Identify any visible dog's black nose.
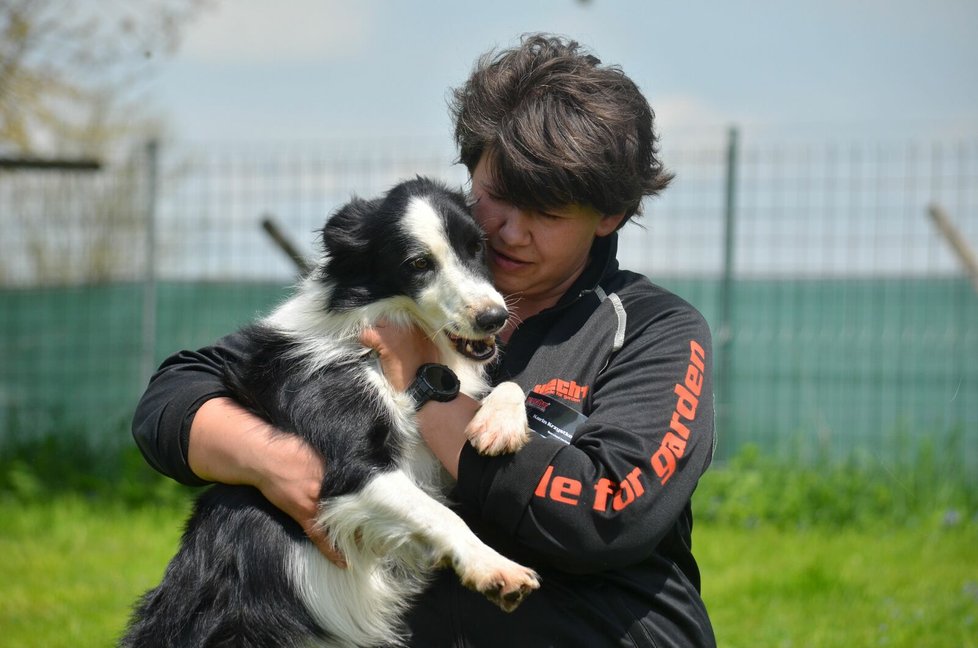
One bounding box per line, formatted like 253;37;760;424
475;306;508;334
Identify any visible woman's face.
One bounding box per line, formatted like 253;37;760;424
470;154;624;313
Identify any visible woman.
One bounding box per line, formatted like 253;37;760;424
133;34;717;647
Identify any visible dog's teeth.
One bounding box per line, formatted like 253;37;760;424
449;334;495;361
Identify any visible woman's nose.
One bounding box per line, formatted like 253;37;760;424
496;207;531;246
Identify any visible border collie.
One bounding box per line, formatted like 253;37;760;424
122;178;540;648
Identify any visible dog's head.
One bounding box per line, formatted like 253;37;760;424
318;177;507;362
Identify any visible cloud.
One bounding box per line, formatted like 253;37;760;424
652;94;731;135
179;0;374;64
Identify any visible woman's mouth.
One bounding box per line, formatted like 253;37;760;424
490;247;530;272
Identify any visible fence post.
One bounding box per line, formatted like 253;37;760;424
141;140;160;382
716;126;739;457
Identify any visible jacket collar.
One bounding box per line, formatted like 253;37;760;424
550;232;619;311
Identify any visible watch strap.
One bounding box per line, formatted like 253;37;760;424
407;363;459;411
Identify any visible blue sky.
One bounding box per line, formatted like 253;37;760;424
151;0;978;147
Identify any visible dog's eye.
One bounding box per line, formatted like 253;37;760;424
410;256;431;271
467;239;484;256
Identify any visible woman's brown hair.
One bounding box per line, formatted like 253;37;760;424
450;33;673;223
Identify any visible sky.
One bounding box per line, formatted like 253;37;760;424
150;0;978;148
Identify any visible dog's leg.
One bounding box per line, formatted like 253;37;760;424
465;381;531;455
320;469;540;612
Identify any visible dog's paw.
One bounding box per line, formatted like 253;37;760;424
456;552;541;612
465;382;531;455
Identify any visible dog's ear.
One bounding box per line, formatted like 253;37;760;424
320;196;378;260
319;196;384;309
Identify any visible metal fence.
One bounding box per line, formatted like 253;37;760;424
1;132;976;479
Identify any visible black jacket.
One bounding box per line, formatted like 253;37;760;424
132;234;717;647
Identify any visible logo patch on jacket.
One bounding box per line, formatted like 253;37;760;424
532;378;589;404
525;392;588;445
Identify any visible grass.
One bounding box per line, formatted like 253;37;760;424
699;523;977;647
2;497;974;648
0;439;976;647
0;496;191;647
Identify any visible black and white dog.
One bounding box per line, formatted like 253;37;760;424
122;178;540;648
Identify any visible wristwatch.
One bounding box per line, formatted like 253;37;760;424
406;363;460;411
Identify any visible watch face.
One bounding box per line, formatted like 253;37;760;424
425;364;459;393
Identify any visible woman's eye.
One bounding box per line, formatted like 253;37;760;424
484;190;508;205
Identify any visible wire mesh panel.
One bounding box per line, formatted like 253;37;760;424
713;139;977;470
1;155;151;445
1;135;975;479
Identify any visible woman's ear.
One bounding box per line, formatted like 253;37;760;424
595;212;627;237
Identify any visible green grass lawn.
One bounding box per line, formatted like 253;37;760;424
699;522;978;647
0;496;191;647
1;495;975;647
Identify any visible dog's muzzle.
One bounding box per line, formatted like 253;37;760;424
448;304;507;362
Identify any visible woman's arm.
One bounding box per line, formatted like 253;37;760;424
363;303;716;573
359;325;475;479
188;397;340;563
457;305;716;573
132;335;342;563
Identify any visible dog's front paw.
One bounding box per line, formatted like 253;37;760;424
465;382;530;455
456;551;540;612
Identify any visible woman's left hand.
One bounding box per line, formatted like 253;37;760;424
360;322;440;391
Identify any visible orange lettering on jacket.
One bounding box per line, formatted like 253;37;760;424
533;339;708;512
534;465;582;505
592;467;645;512
532;378;589;403
650;340;706;485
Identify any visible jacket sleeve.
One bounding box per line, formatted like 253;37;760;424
130;333;250;486
454;298;715;573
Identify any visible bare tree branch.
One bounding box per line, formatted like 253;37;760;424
0;0;212;155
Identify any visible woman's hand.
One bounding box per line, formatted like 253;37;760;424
360;322;440;391
188;397;346;567
249;432;345;567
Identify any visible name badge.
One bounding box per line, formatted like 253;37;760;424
525;391;588;445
